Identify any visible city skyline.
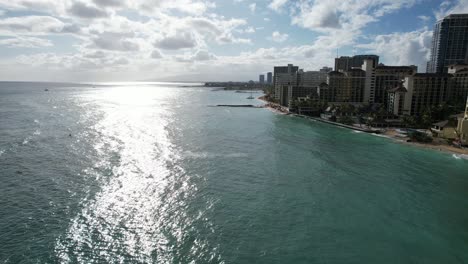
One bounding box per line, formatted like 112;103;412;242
0;0;467;82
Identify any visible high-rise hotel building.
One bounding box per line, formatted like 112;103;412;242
427;14;468;73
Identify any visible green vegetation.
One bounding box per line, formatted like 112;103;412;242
338;116;354;125
409;131;433;143
398;103;462;129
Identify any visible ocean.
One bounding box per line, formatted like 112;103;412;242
0;82;467;263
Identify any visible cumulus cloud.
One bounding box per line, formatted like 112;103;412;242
69;1;108;18
0;16;66;35
192;50;216;61
291;0;417;33
356;29;432;71
269;0;288;12
151;49;163;59
435;0;468;19
249;3;256;13
90;32;140;51
154;31;197;50
418;15;430;23
0;36;53;48
270;31;288;42
93;0;122;7
244;26;255;33
0;0;69;16
286;0;419;60
136;0;215;15
0;0;438;82
292;2;341;29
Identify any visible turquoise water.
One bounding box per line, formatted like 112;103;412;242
0;82;467;263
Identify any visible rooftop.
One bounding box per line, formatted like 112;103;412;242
413;73;453;77
387;83;407;93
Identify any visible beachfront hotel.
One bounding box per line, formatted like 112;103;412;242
335;55;379;72
318;69;366;104
427;14;468;73
273;64;299;106
269;13;468;123
386;65;468;117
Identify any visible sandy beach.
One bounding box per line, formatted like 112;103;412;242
259;96;468;157
382;129;468;155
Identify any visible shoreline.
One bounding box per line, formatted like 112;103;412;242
258;95;468;157
381;130;468;156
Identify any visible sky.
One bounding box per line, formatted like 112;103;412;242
0;0;467;82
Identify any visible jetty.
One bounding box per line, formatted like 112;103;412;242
213;104;263;108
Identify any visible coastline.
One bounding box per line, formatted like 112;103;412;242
258;95;468;157
381;130;468;156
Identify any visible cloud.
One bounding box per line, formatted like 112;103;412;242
0;36;53;48
151;49;163;59
269;0;288;12
0;0;215;17
154;31;197;50
69;1;108;18
244;26;255;33
288;0;419;60
0;10;4;16
417;15;430;23
249;3;256;13
0;0;68;16
192;50;216;61
90;32;140;51
93;0;122;7
136;0;215;15
292;2;341;29
356;29;432;71
290;0;417;33
435;0;468;19
0;0;435;82
189;18;222;35
270;31;288;42
0;16;66;35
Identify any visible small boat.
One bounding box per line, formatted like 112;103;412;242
44;89;49;91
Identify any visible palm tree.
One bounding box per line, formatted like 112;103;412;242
402;115;416;133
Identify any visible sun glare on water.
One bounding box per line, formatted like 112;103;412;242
54;85;219;263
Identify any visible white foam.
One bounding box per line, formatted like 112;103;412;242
184;151;248;159
371;133;391;139
452;154;468;161
22;137;31;145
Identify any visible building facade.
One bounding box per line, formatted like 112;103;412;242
335;55;379;72
319;66;333;73
449;64;468;104
457;96;468;145
319;69;366;104
267;72;273;84
401;73;452;116
259;74;265;84
273;64;299;103
427;14;468;73
373;65;417;105
387;84;408;116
